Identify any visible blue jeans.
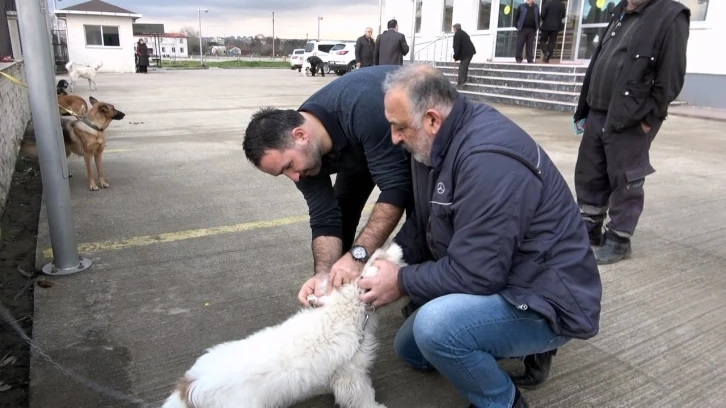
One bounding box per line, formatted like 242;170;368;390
393;294;570;408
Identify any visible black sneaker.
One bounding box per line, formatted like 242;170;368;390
468;386;529;408
510;349;557;389
594;230;632;265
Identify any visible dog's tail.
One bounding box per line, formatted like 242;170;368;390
161;375;199;408
65;60;73;72
19;120;38;158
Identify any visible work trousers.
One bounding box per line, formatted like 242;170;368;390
516;28;536;63
574;110;661;237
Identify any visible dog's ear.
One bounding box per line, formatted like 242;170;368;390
89;96;98;105
383;242;404;265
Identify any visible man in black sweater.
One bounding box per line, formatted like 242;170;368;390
452;23;476;87
513;0;540;63
243;65;412;304
354;27;375;68
306;55;325;77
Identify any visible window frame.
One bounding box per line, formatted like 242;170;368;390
441;0;454;34
84;25;121;48
475;0;494;32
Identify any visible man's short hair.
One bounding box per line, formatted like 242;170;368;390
383;64;457;126
387;19;397;29
243;107;304;166
453;23;461;30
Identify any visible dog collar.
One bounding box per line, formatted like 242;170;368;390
79;117;105;132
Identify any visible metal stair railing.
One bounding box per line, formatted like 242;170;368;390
413;34;452;65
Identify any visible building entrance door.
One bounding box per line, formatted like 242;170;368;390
493;0;538;60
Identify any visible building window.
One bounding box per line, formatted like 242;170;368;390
442;0;454;33
162;47;166;52
415;0;422;34
84;25;120;47
678;0;708;21
172;47;176;52
180;47;184;53
477;0;493;30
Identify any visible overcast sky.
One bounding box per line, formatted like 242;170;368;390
53;0;384;40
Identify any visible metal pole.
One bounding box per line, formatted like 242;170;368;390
198;10;203;66
317;17;321;41
410;0;417;61
16;0;91;276
272;12;275;59
378;0;383;35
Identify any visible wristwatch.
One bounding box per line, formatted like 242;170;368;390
350;245;369;263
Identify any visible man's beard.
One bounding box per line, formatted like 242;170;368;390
300;142;324;178
401;128;433;167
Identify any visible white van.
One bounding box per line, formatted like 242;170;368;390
302;40;345;74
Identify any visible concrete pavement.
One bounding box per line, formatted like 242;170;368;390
30;68;726;408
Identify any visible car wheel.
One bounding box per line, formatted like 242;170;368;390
323;62;331;74
347;62;357;73
335;70;346;76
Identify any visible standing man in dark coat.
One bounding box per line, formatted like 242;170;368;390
539;0;567;63
573;0;690;264
355;27;375;68
452;23;476;87
513;0;540;63
306;55;325;77
374;19;410;66
136;39;149;74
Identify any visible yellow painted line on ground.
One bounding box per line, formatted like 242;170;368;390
42;203;375;259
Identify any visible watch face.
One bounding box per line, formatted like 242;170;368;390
352;246;367;260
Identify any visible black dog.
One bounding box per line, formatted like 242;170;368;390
56;79;69;95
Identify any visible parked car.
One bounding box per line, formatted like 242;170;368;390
302;40;343;74
327;42;357;76
289;48;304;70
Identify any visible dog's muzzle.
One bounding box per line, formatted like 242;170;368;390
113;111;126;120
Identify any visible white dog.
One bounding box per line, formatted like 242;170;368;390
162;243;409;408
65;60;103;92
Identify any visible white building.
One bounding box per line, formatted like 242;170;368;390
132;33;188;58
55;0;141;73
384;0;725;108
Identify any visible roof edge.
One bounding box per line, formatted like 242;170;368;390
55;10;143;18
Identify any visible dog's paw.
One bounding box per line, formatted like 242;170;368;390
99;180;110;188
89;184;99;191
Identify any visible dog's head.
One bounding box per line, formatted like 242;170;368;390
90;61;103;70
359;242;406;281
56;79;68;95
304;67;312;77
88;96;125;121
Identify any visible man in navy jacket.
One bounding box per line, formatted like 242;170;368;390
358;64;602;408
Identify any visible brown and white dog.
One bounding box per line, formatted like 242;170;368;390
20;96;125;191
57;94;88;117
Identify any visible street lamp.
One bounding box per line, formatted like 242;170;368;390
197;8;208;66
317;16;323;41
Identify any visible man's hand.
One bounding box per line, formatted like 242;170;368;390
328;252;364;293
641;121;652;134
356;62;361;68
297;273;329;306
358;260;403;308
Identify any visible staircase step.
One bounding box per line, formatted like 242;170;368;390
435;61;588;74
437;66;584;83
459;89;577;113
442;73;582;93
449;80;578;105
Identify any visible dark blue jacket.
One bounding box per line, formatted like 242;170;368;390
394;96;602;340
514;3;540;31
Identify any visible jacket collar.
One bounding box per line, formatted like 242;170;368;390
298;103;347;152
612;0;653;16
429;95;467;169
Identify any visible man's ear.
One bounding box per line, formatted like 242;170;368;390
291;127;309;144
424;109;443;134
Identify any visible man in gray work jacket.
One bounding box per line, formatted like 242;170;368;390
573;0;690;264
243;65;413;304
358;63;602;408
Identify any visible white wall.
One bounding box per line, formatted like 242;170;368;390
387;0;725;75
684;1;725;76
383;0;494;63
64;14;136;73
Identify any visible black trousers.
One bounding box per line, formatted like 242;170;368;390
516;27;536;63
574;111;660;237
334;170;375;252
539;30;559;61
310;63;325;77
457;56;472;85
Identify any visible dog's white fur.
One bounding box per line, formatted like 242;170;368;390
66;60;103;92
162;243;409;408
300;66;312;77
